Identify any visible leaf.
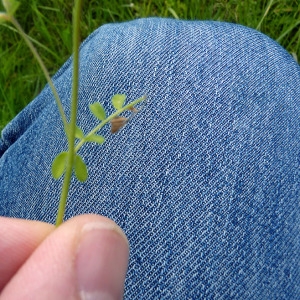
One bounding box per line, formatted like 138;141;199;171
86;134;105;144
2;0;20;16
51;152;68;179
74;154;88;182
111;94;126;110
75;125;84;139
89;102;106;121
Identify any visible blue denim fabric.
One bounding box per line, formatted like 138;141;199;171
0;18;299;299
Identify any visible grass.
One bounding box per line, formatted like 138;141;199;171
0;0;300;130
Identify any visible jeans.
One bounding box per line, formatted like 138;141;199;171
0;18;299;299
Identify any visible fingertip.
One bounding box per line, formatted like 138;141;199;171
80;215;129;247
0;214;129;300
76;218;129;300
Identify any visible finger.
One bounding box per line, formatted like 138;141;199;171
0;214;129;300
0;217;54;290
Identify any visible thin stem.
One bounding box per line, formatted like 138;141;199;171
75;95;146;153
256;0;276;31
55;0;83;227
10;17;68;133
55;162;73;226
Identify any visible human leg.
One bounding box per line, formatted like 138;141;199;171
1;18;299;299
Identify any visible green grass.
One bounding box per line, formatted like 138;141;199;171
1;0;300;129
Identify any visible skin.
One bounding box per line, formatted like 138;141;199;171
0;214;129;300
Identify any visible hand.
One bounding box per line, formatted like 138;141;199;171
0;214;129;299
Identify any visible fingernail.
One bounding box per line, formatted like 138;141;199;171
76;222;129;300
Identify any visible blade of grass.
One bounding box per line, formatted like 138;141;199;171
256;0;277;31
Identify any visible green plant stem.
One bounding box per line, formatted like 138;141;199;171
10;17;68;133
55;0;83;227
74;95;146;152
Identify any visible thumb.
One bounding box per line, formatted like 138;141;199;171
1;214;129;300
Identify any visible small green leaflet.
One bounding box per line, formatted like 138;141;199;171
74;154;88;182
75;125;84;139
89;102;106;121
86;134;105;144
51;151;68;179
111;94;126;110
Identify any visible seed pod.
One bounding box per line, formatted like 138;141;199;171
110;116;128;133
128;106;139;113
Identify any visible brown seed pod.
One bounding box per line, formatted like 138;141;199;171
127;106;139;113
110;116;128;134
110;104;142;134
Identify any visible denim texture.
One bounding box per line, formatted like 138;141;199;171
0;18;299;299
